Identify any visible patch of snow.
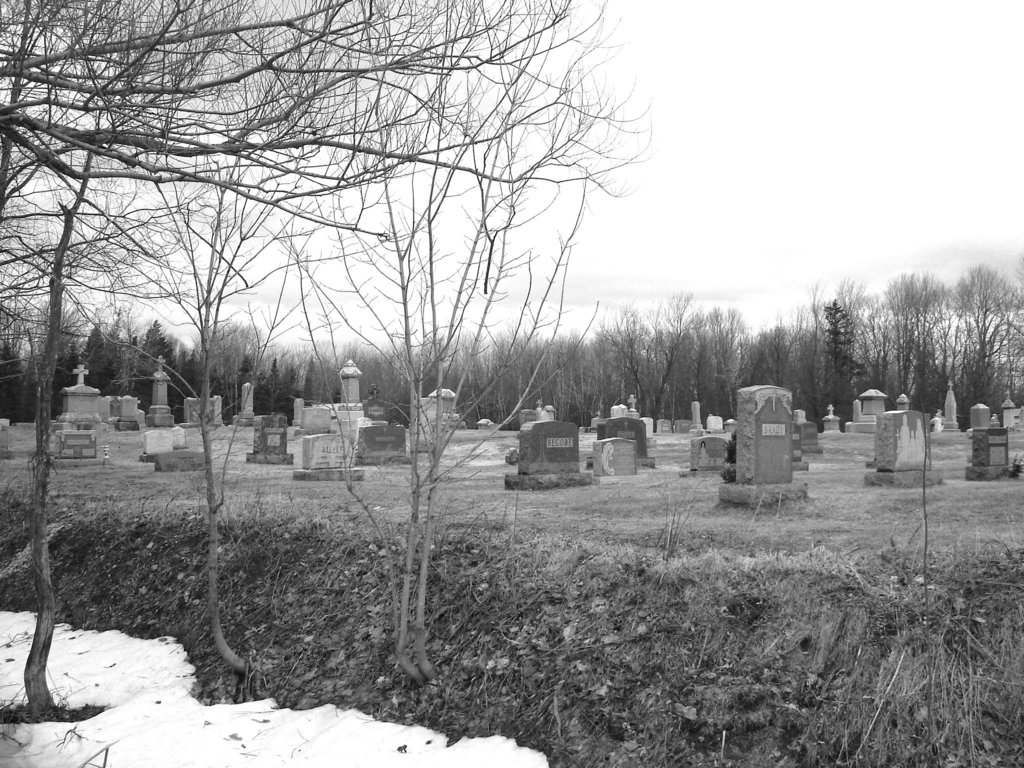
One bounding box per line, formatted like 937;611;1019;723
1;612;548;768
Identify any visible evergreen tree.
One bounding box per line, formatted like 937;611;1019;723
0;340;23;422
823;300;864;420
83;325;119;395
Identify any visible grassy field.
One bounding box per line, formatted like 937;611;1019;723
2;423;1024;766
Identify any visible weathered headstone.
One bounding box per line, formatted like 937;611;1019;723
292;398;304;427
146;356;175;427
724;419;737;435
822;403;841;432
866;410;941;487
592;437;637;477
301;406;332;435
970;403;991;431
800;422;822;454
292;434;364;481
673;419;692;434
55;430;98;459
246;414;293;464
154;451;205;472
170;426;187;450
356;424;409;465
691;401;701;430
689;434;729;472
506;421;593;490
140;430;174;462
720;385;806;506
793;409;806;425
519;409;539;429
184;397;224;427
966;427;1010;480
1002;394;1017;431
113;395;141;431
705;415;724;433
846;389;886;433
791;422;808;471
641;417;655;438
233;382;255;427
656;419;672;434
609;404;629;419
895;393;910;410
596;417;653;467
56;362;102;430
362;397;387;424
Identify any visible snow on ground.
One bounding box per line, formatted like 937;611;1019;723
1;612;548;768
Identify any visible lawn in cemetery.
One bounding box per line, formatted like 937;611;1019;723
3;422;1024;767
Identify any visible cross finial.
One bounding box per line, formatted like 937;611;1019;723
72;362;88;387
157;355;165;370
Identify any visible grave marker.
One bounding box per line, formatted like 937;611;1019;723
592;437;637;476
866;410;941;487
292;434;364;481
597;417;653;467
966;427;1010;480
246;414;293;464
154;451;205;472
356;424;409;465
506;420;594;490
140;430;174;462
689;434;729;472
55;430;98;460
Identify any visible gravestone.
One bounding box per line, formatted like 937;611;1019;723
846;389;886;433
1002;394;1016;430
966;427;1010;480
657;419;672;434
943;382;959;430
154;451;205;472
970;404;991;431
592;437;637;477
689;434;729;472
146;356;175;427
293;398;304;427
0;424;11;459
301;406;332;435
791;423;808;471
822;404;841;432
246;414;293;464
800;422;822;454
97;397;113;423
724;419;737;435
895;393;910;410
720;385;807;506
793;409;806;425
362;397;387;424
356;424;409;465
114;395;141;431
705;415;724;433
691;401;701;430
673;419;692;434
610;404;629;419
519;409;539;429
140;430;174;462
184;396;223;427
865;410;941;487
641;417;655;438
56;362;102;430
293;434;364;481
55;430;98;460
506;420;594;490
170;427;187;450
596;417;653;467
233;382;256;427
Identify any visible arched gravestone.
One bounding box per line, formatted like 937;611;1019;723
720;385;807;506
596;417;654;467
505;420;595;490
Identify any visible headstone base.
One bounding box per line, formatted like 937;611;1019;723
863;470;943;488
793;461;809;471
689;464;724;473
965;466;1011;481
801;446;824;455
718;483;808;506
154;451;206;472
246;453;295;464
145;407;175;428
355;455;413;466
504;472;596;491
844;422;876;434
114;419;140;431
292;468;365;482
584;456;655;470
233;414;256;427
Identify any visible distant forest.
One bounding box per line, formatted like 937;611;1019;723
0;264;1019;429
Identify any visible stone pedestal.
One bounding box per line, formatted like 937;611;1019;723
719;483;808;506
864;470;943;487
57;364;103;430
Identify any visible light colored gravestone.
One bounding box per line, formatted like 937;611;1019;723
98;397;113;423
866;410;941;487
689;434;728;472
233;382;256;427
293;398;304;427
140;430;174;462
657;419;672;434
146;356;175;427
1002;394;1016;430
966;427;1010;480
114;395;141;431
724;419;736;435
597;417;653;467
170;427;187;450
609;404;628;419
930;410;944;433
800;422;822;454
293;434;363;481
705;415;724;433
822;404;841;432
896;393;910;410
184;397;223;427
356;424;409;466
56;362;102;430
690;401;701;430
300;407;331;435
641;417;654;438
519;409;539;429
592;437;637;477
793;409;806;425
720;385;806;506
970;404;991;431
846;389;886;433
943;382;959;430
506;420;594;490
246;414;293;464
55;430;98;459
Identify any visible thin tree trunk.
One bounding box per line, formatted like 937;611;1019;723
25;198;81;712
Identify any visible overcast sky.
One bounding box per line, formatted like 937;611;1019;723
565;1;1024;330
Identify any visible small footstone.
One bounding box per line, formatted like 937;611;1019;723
863;470;943;488
245;453;295;465
292;468;365;482
718;483;808;506
504;472;597;491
